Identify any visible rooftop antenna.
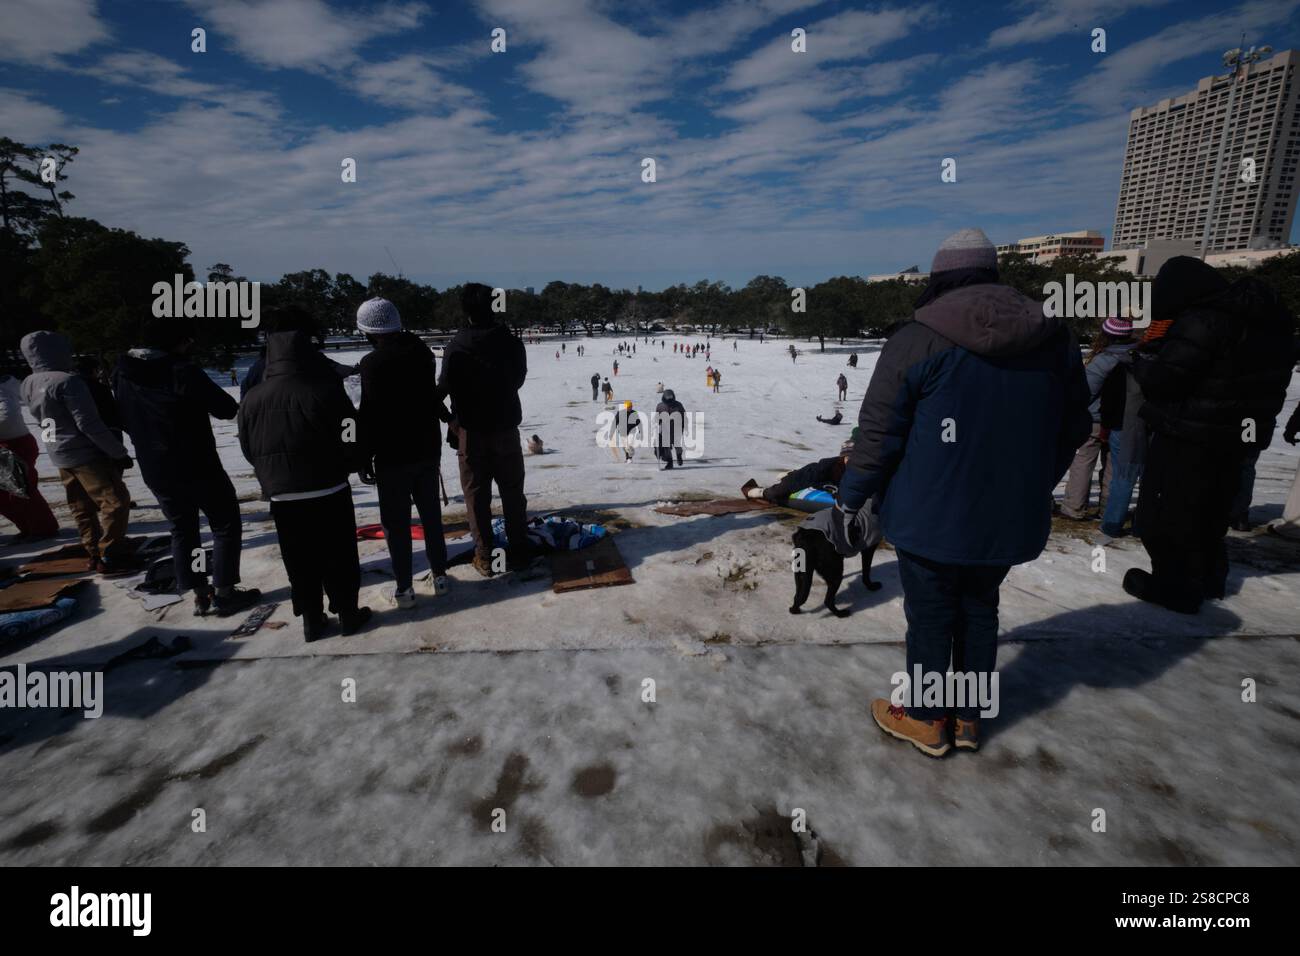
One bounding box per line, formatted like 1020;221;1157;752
384;245;403;277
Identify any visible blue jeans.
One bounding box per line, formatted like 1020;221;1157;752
896;549;1010;720
1100;430;1140;537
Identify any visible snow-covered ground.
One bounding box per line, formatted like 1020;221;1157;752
2;334;1299;865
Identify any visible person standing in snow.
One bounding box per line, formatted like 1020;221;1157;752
1270;401;1300;540
0;367;60;543
836;373;848;402
832;228;1091;757
113;318;261;616
590;372;600;401
613;359;619;377
20;331;140;574
712;368;721;392
239;327;370;641
1123;257;1295;614
1059;316;1135;520
654;388;687;469
355;297;450;610
1087;316;1140;540
438;283;531;576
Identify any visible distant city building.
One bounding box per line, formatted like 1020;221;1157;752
996;230;1105;263
525;286;535;295
1112;48;1300;255
866;265;928;284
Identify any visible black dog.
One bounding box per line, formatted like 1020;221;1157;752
790;527;880;617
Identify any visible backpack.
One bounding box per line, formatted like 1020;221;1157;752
0;445;30;498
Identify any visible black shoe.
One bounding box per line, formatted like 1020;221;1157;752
339;606;373;636
506;546;540;572
212;587;262;617
194;590;213;616
1229;519;1252;533
303;614;330;643
98;555;146;577
1123;568;1200;614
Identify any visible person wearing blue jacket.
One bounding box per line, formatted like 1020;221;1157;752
830;228;1091;757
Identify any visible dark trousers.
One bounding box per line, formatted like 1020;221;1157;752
897;548;1011;720
376;458;447;591
1136;433;1241;611
153;470;242;593
1227;447;1262;526
270;487;360;620
456;427;528;560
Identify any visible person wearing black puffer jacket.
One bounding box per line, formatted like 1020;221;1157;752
239;328;370;640
437;283;530;576
1123;256;1296;614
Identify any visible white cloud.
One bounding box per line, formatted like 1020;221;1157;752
183;0;428;71
0;0;110;65
988;0;1173;49
0;89;67;141
1070;0;1300;110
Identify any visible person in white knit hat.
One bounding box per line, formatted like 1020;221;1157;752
356;296;452;608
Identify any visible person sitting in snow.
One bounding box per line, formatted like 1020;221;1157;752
816;410;843;425
742;437;857;506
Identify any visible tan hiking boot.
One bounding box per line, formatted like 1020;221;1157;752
471;553;496;577
953;717;980;751
870;699;951;757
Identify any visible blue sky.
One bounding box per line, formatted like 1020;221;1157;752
2;0;1299;291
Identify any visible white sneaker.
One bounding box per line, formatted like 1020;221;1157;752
432;575;450;597
390;587;416;609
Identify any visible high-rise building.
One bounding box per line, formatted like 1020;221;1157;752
1112;49;1300;254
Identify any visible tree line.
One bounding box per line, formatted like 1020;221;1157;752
4;135;1299;370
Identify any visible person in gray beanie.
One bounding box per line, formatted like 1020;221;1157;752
356;297;452;608
833;227;1090;757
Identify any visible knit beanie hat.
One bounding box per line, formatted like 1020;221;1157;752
931;228;997;274
356;297;401;334
1102;316;1133;337
1151;256;1229;325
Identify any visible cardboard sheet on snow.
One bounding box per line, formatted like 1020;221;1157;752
0;577;85;612
654;498;775;517
17;535;168;578
550;536;633;593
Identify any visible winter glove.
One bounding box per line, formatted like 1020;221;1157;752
825;504;864;558
358;459;377;485
1285;427;1298;446
114;456;134;471
446;422;461;452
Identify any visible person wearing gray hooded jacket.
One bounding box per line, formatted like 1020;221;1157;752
20;330;137;571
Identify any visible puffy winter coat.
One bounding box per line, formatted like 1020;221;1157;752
358;330;449;467
437;322;527;432
1132;278;1295;448
654;397;687;446
838;282;1091;566
19;331;129;468
113;348;238;491
1083;342;1135;421
238;331;361;498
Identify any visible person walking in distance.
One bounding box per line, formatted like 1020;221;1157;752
837;373;848;402
355;297;451;609
438;283;532;576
